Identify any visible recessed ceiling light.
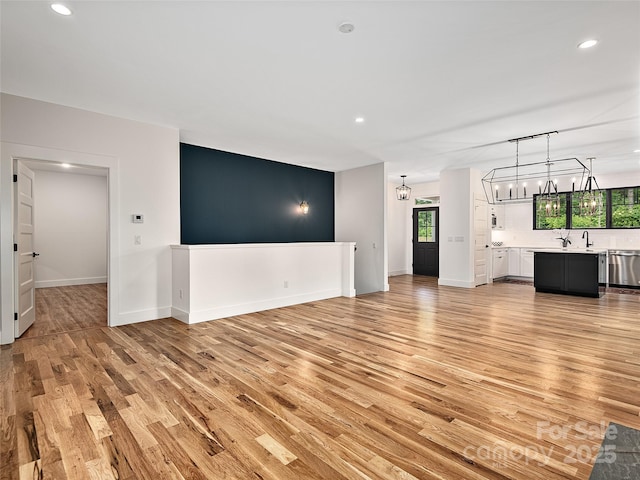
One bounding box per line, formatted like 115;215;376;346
578;39;598;49
338;22;355;34
634;149;640;153
51;3;72;16
354;117;365;123
61;163;71;168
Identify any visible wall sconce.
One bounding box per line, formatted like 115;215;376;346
300;201;309;215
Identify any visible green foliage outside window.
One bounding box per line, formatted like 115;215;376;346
417;210;436;242
611;187;640;228
571;191;606;228
533;186;640;230
534;195;567;230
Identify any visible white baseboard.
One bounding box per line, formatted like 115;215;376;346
342;287;356;297
111;306;172;327
388;269;411;276
171;307;189;324
437;278;476;288
35;276;107;288
181;289;342;324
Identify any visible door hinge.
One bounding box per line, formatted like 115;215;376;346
13;174;17;182
14;312;18;321
14;243;18;252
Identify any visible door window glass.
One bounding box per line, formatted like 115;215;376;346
418;210;436;243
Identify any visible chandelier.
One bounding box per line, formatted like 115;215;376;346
396;175;411;200
482;131;590;206
578;157;603;216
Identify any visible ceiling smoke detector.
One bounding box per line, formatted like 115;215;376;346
338;22;355;34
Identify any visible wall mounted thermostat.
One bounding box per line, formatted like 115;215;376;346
132;214;144;223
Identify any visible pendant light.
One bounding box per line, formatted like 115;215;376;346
580;157;603;216
481;130;589;205
540;134;561;217
396;175;411;200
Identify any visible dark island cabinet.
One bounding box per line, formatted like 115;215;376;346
534;252;605;298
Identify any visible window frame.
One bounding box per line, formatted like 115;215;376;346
532;185;640;230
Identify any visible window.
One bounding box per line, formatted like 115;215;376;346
611;187;640;228
533;185;640;230
415;196;440;206
534;194;568;230
571;190;606;229
417;209;437;242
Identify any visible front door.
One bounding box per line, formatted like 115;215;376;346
14;161;37;337
413;207;439;276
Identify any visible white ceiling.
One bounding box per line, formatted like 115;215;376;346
1;1;639;184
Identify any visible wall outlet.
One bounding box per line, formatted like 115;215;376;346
134;235;141;245
284;280;289;288
179;289;183;299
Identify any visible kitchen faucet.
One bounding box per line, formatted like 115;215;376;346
556;233;571;248
582;230;593;248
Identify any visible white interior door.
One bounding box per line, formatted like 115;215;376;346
474;197;489;286
14;161;37;337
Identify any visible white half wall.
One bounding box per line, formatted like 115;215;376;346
171;243;356;323
33;169;108;288
335;163;388;294
1;94;180;343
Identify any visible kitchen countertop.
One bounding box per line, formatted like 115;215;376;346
531;248;608;254
491;245;608;254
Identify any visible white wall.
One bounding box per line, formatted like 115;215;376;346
438;168;483;288
387;182;410;276
335;163;388;294
491;171;640;249
33;169;108;288
1;94;180;343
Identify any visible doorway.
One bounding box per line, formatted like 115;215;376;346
413;207;439;276
15;159;109;338
1;143;118;345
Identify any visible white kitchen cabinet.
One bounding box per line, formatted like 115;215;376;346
508;248;520;276
492;248;508;278
520;249;534;277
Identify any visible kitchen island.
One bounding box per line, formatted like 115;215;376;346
533;249;607;298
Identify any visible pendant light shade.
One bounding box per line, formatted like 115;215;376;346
396;175;411;201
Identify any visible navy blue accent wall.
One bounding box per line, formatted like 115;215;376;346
180;143;335;244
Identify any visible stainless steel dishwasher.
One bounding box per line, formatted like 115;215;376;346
609;250;640;288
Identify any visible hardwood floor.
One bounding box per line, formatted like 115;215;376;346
2;275;639;479
20;284;107;339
